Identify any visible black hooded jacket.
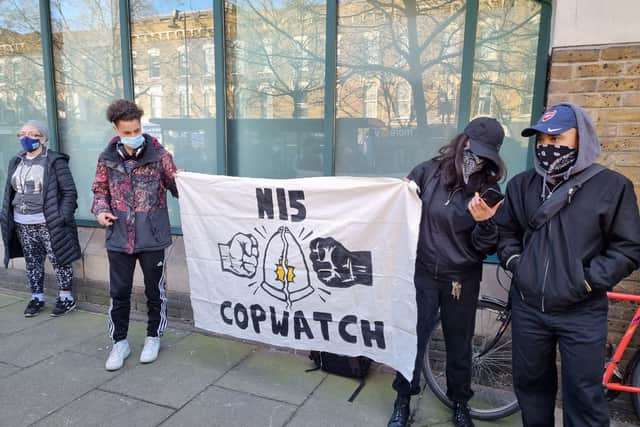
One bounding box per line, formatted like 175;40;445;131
408;159;499;283
497;103;640;312
1;147;81;268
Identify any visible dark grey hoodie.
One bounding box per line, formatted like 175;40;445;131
497;104;640;312
534;103;601;198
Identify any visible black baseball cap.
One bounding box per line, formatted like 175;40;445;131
464;117;505;165
522;104;577;137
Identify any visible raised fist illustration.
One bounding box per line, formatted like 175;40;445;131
218;233;259;278
309;237;372;288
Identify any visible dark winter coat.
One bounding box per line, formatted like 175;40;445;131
1;147;81;268
497;103;640;312
408;159;499;283
91;134;178;254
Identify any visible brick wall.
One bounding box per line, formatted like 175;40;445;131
547;42;640;418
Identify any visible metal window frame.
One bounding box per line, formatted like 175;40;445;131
457;0;479;131
214;0;228;175
119;0;134;100
323;2;338;176
527;0;553;168
35;0;552;230
39;0;59;150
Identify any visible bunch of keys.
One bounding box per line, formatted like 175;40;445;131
451;281;462;300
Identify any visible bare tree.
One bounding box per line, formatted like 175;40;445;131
227;0;326;119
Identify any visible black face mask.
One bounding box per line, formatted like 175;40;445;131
536;144;577;175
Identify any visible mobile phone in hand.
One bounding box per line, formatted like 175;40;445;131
480;188;505;208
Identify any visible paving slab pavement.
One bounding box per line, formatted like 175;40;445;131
161;385;297;427
0;290;635;426
0;293;22;308
32;389;175;427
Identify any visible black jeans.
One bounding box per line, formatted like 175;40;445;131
393;268;480;403
511;289;609;427
107;250;167;342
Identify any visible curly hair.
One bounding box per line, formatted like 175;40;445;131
106;99;144;125
437;132;506;191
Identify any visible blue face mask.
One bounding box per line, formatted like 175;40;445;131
20;136;41;152
121;134;144;149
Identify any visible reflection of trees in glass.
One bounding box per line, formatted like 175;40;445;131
337;0;466;129
471;0;540;136
226;0;326;119
48;0;130;124
0;0;47;124
337;0;541;132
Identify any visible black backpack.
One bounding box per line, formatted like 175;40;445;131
307;351;372;402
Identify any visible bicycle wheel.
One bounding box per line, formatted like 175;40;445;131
630;349;640;420
423;296;519;420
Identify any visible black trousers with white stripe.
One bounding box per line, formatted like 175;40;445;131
107;250;167;342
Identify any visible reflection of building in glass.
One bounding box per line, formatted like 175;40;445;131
0;29;47;126
472;0;542;136
0;0;546;196
224;2;326;120
131;10;216;122
0;2;539;133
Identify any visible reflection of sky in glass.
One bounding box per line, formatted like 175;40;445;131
49;0;117;32
45;0;214;31
0;0;326;33
0;0;41;34
230;0;323;10
134;0;213;16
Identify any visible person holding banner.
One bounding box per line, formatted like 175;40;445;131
92;99;179;371
388;117;506;427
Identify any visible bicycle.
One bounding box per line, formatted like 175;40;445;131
422;293;518;420
423;280;640;421
603;291;640;419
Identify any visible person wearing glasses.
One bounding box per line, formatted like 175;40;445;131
1;120;81;317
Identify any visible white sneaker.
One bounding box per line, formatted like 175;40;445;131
105;339;131;371
139;336;160;364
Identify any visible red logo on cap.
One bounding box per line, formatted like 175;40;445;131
542;110;556;122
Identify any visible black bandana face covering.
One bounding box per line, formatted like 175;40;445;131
462;150;485;184
536;143;577;175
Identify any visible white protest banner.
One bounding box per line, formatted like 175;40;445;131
176;173;421;379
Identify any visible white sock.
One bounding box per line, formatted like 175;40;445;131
59;291;73;301
33;293;44;302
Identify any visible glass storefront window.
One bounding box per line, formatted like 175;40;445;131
0;1;548;225
0;1;48;200
131;1;216;226
335;0;466;177
225;1;327;178
471;0;542;182
51;0;123;220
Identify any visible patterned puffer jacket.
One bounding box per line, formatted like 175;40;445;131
91;134;178;254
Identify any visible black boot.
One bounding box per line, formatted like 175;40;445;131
452;402;475;427
387;394;410;427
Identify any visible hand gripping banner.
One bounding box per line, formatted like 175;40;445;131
176;172;421;380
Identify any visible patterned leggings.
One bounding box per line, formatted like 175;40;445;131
15;223;73;294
